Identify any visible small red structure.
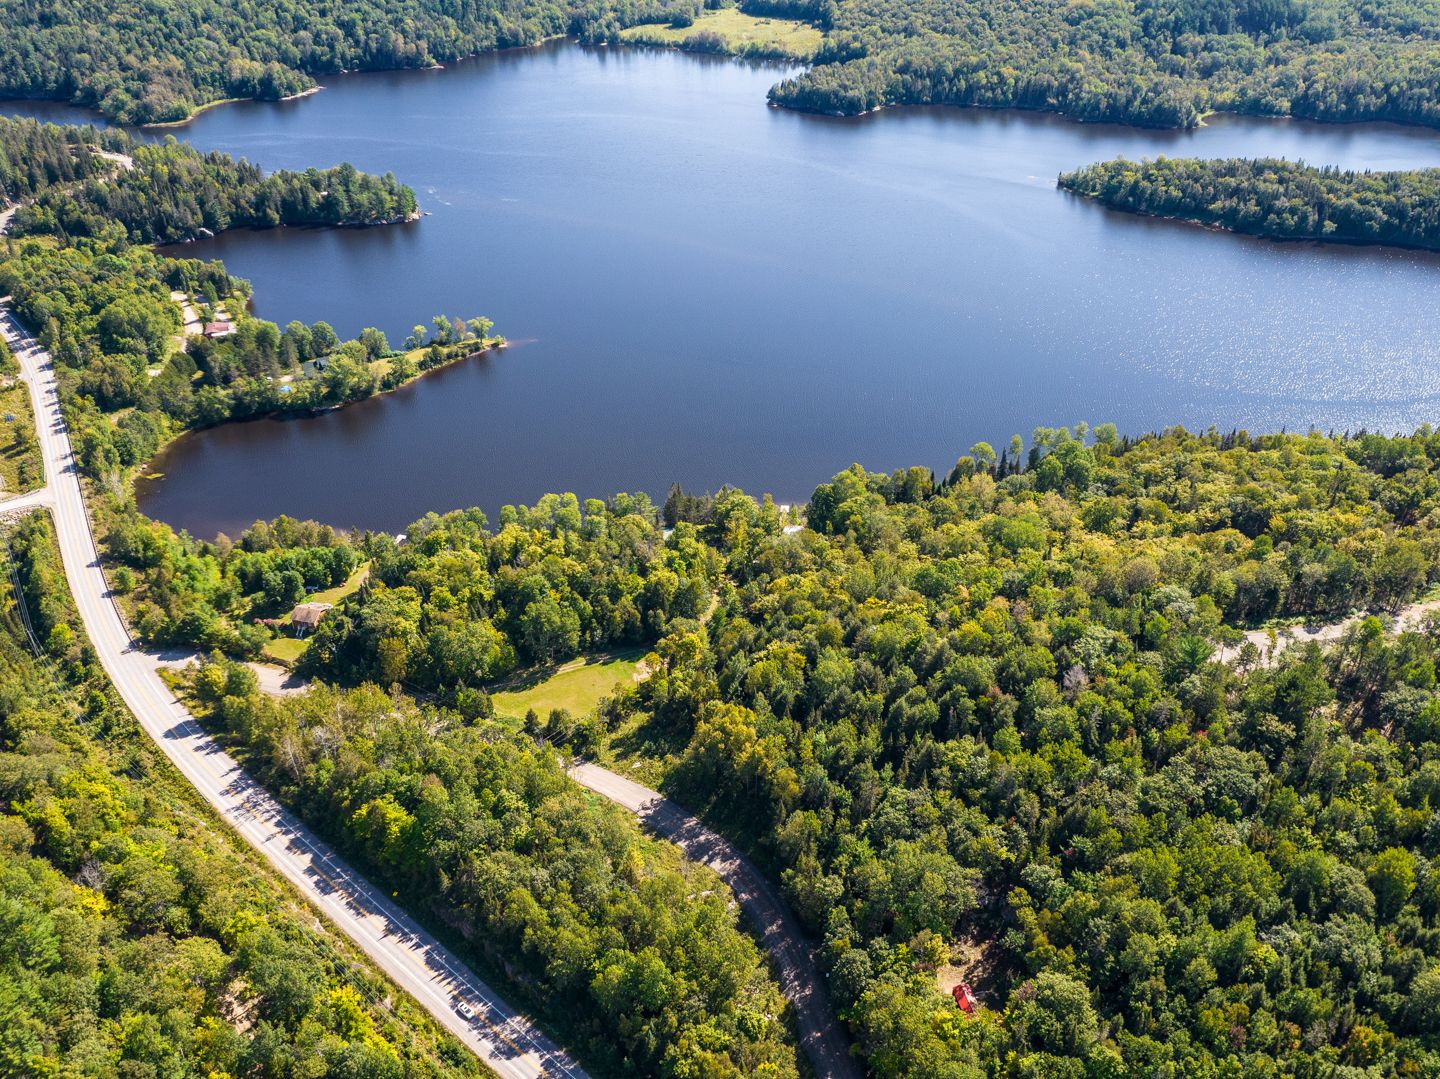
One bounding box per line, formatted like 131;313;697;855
203;321;233;338
952;983;977;1013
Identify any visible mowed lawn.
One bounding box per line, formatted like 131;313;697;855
261;562;369;665
621;8;823;56
262;636;309;665
491;655;642;720
305;561;370;609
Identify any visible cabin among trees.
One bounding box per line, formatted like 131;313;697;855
289;601;331;635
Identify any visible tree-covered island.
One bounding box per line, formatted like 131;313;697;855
1060;156;1440;250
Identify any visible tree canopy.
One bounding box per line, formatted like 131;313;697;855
0;0;695;123
24;142;415;244
0;116;110;204
205;425;1440;1076
187;666;802;1077
1061;156;1440;250
0;116;417;243
601;432;1440;1074
105;420;1440;1074
0;512;482;1078
764;0;1440;125
5;0;1440;127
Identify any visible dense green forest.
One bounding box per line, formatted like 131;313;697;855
1060;156;1440;249
0;0;694;124
611;431;1440;1074
9;39;1440;1076
305;498;720;687
0;512;481;1078
0;116;417;243
766;0;1440;124
100;488;714;663
182;663;801;1077
5;0;1440;126
110;425;1440;1074
0;116;109;204
17;141;418;243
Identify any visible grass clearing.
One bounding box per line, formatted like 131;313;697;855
621;8;823;57
306;561;370;608
261;563;367;663
0;381;41;496
273;561;370;626
370;335;503;386
262;636;310;665
491;653;643;720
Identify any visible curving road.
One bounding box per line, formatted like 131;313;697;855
0;302;587;1079
149;647;313;696
569;763;860;1079
1219;598;1440;667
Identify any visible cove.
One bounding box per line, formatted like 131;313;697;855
8;42;1440;538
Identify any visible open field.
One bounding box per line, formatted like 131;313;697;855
306;560;370;608
621;8;823;57
491;653;642;719
261;635;310;665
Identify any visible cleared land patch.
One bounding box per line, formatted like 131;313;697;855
303;560;370;609
491;653;641;720
621;9;823;58
261;635;309;665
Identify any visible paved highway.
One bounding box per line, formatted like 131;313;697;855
0;302;588;1079
569;763;860;1079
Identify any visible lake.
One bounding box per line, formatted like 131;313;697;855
8;43;1440;537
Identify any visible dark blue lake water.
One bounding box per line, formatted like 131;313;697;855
8;43;1440;536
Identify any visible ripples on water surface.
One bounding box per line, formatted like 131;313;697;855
7;43;1440;535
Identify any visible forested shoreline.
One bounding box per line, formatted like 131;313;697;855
0;236;503;478
1;116;417;243
15;123;1440;1068
764;0;1440;126
94;422;1440;1075
0;0;696;125
4;0;1440;128
0;115;811;1079
1060;156;1440;250
0;116;499;497
7;15;1440;1077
